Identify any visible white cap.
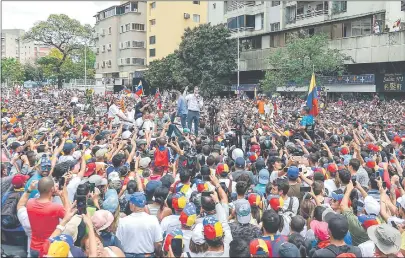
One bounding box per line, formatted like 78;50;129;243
232;148;244;161
72;150;82;160
108;171;120;181
122;130;132;140
364;196;380;215
191;223;206;245
139;157;151;168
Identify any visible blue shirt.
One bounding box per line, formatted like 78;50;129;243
253;184;266;196
300;115;314;127
177;96;188;115
25;173;43;199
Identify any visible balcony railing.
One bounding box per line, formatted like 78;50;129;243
227;1;256;12
229;27;255;33
296;9;328;20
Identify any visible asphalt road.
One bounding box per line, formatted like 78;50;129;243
2;244;27;257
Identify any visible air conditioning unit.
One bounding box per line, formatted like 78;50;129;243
101;63;105;68
108;45;112;51
184;13;190;19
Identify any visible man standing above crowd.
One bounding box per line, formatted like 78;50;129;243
185;86;203;136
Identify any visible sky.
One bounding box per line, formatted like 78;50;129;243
2;1;121;31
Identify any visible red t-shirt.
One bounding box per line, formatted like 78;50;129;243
27;199;65;251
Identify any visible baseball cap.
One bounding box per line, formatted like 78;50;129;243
145;180;162;196
249;239;269;256
232;148;244;160
368;224;401;255
183;128;190;134
12;174;29;188
310;220;329;241
84;163;96;177
327;163;338;174
195;179;209;193
287;166;299;180
331;191;344;202
203;216;224;240
278;242;300;257
63;143;76;152
191;223;206;245
255;158;266;170
95;135;104;141
267;194;284;211
91;210;114;233
89;175;107;187
108;171;120;181
179;202;197;227
139;157;151;169
235;199;251;224
95;148;108;159
137;139;147;146
9;141;22;150
172;192;187;211
176;183;191;195
47;234;73;258
216;163;229;176
235;157;246;168
102;189;119;213
247;193;262;208
258;168;270;184
163;229;183;252
122;130;132;140
129;192;146;208
325;213;349;239
340;146;350;155
364;196;380;215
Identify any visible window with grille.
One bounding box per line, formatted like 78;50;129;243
126;41;131;48
193;14;200;22
132;23;145;31
149;36;156;44
108;27;112;34
271;1;280;6
132;41;145;48
150;19;156;26
102;45;106;52
270;22;280;31
126;58;130;64
132;58;145;65
125;24;130;31
121;26;124;33
108;43;112;50
149;48;156;57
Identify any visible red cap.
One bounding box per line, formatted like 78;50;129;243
12;174;29;188
366;160;376;169
327;163;338;174
82;131;89;137
393;135;403;145
14;128;22;134
340;147;349;155
84;163;96;177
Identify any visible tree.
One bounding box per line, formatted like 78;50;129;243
261;33;351;92
23;62;44;82
176;24;237;95
24;14;93;88
1;58;24;85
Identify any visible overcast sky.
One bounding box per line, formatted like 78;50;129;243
2;1;121;31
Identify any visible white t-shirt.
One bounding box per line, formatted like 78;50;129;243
116;212;163;254
270;171;280;183
17;207;31;257
71;97;78;103
67;176;82;203
182;229;193;253
160;214;181;234
324;179;338;197
135;118;154;137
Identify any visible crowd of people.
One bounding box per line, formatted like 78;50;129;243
1;84;405;258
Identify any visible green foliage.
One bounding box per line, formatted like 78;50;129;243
1;58;24;84
145;24;237;95
23;62;44;82
261;33;351;92
24;14;93;88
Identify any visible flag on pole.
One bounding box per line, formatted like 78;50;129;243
135;80;143;96
155;88;162;110
306;73;319;117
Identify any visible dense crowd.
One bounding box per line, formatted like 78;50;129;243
1;85;405;258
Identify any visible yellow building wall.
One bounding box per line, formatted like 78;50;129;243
146;1;208;64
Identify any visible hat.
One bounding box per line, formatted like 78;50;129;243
287;166;299;180
62;215;81;242
72;151;82;160
84;163;96;177
203;216;224;240
91;210;114;233
278;242;300;258
232;148;244;160
368;224;401;255
129;192;146;208
235;157;246;168
216;163;229;176
122;130;132;140
63;143;76;153
47;234;73;258
183;128;190;134
235;199;251;224
137;139;147;145
95;148;108;159
195;179;209;193
331;191;344;202
89;175;107;186
340;146;350;155
179;202;197;227
321;207;336;221
172;192;187;211
191;223;206;245
366;159;376;169
258;169;270;184
9;141;22;150
310;220;329;241
247;193;262;208
249;239;269;256
248;152;258;163
364;196;380;215
95;135;104;141
200;165;211;176
267;195;283;211
397;195;405;209
108;171;120;181
393;135;403;145
12;174;29;188
327;163;338;174
176;183;191;195
102;189;119;213
145;180;162;195
163;229;183;252
325;213;349;238
139;157;151;169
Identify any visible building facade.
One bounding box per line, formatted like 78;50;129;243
146;1;208;63
216;1;405;95
1;29;50;64
94;1;147;86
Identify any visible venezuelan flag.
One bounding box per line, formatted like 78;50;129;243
135;80;143;96
306;73;319;117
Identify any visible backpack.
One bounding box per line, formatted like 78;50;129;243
155;147;169;167
1;191;22;229
325;244;362;258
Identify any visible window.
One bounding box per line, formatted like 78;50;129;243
121;25;124;33
271;1;280;7
132;58;145;65
132;41;145;48
150;36;156;44
150;2;156;9
102;45;106;52
332;1;347;14
270;34;281;48
132;23;145;31
108;43;112;51
107;60;112;67
213;3;216;9
193;1;200;4
125;24;130;31
102;61;105;67
193;14;200;22
96;47;99;54
120;42;124;49
124;4;130;13
131;2;138;12
150;19;156;26
149;48;156;57
126;41;131;48
270;22;280;32
108;27;112;34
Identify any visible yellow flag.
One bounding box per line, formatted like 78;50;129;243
70;114;74;125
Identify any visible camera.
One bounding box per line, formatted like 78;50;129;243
207;104;219;117
75;184;89;215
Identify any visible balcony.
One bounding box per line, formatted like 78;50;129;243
226;1;256;12
285;1;329;28
238;30;405;71
296;9;328;21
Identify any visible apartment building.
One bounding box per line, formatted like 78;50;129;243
1;29;49;64
94;1;147;85
215;1;405;95
146;1;208;63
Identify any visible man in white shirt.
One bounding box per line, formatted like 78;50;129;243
108;98;131;125
116;192;162;257
185;87;203;136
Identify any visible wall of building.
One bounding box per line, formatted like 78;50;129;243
208;1;226;25
146;1;208;63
